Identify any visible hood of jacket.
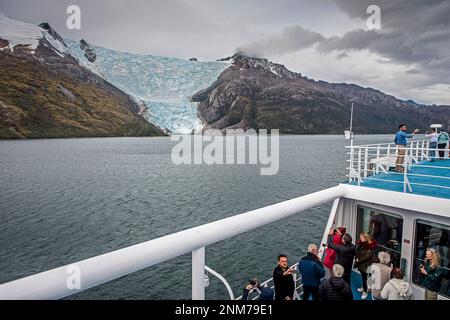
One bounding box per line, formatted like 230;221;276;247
389;279;411;297
329;276;346;290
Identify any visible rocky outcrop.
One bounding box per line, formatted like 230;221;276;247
193;53;450;133
0;20;164;138
80;39;97;63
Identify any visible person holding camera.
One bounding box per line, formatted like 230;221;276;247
420;248;445;300
327;228;356;284
323;227;346;278
241;278;274;300
394;124;419;172
273;254;295;300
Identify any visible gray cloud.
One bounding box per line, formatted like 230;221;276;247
239;0;450;85
237;25;325;57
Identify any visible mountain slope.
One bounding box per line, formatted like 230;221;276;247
0;13;164;139
192;54;450;134
65;39;229;134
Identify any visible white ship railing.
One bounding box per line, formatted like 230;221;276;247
0;186;346;300
347;139;450;193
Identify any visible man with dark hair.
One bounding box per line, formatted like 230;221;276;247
273;254;295;300
394;124;419;172
327;228;356;284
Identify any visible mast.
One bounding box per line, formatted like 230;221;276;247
349;102;354;147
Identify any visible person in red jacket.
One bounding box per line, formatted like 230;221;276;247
323;227;346;278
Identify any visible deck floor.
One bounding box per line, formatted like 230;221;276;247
349;158;450;199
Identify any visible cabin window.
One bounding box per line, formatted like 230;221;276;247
356;206;403;267
412;220;450;298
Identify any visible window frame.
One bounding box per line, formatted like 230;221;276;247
411;218;450;299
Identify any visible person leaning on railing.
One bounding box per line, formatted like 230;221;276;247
425;128;439;162
394;124;419;173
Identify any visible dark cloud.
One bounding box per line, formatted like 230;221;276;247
239;1;450;83
238;25;325;57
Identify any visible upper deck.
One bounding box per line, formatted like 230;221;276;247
346;140;450;200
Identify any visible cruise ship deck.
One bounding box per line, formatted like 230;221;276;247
347;140;450;200
349;159;450;200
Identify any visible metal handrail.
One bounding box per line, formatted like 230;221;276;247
205;265;235;300
347;140;449;193
0;185;346;300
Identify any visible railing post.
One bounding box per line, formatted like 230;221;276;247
421;140;425;160
357;148;362;185
192;247;205;300
364;147;369;178
376;145;380;174
415;141;419;160
349;147;353;183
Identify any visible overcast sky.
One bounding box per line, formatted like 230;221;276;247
1;0;449;105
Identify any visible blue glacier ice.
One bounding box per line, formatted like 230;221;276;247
65;39;229;133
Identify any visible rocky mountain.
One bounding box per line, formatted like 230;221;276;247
192;53;450;134
0;12;164;139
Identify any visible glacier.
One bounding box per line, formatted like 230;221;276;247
65;39;229;134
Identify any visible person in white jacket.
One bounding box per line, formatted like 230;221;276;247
381;267;413;300
367;251;393;300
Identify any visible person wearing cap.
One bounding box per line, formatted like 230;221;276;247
323;227;346;279
327;228;356;284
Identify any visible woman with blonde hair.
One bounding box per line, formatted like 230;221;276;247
420;248;445;300
354;232;377;299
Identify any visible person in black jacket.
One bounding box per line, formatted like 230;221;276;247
319;264;353;301
273;254;295;300
326;228;356;284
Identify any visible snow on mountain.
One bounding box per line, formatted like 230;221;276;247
0;12;70;58
65;39;229;134
0;12;43;51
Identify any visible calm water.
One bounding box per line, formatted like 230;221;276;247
0;135;395;299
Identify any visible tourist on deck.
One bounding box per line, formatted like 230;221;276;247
318;264;353;301
355;232;377;299
323;227;346;279
273;254;295;300
242;278;274;300
327;228;356;284
420;248;445;300
298;243;325;300
425;128;439;161
367;251;393;300
437;129;449;159
394;124;419;172
381;267;413;300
